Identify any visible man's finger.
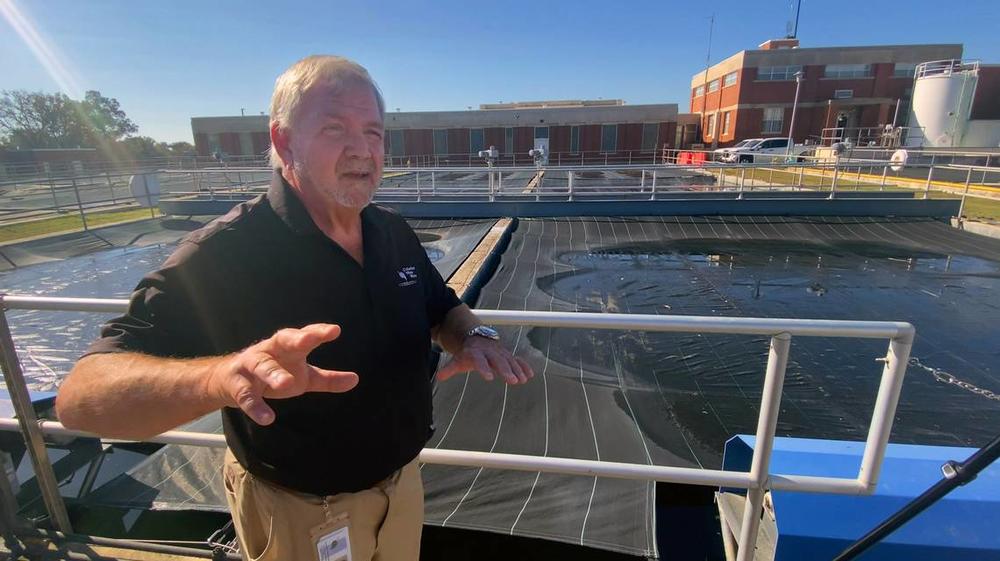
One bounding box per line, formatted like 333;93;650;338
306;366;359;393
508;355;528;384
471;352;494;382
435;358;465;382
515;357;535;379
249;355;295;391
231;377;275;426
486;351;516;384
274;324;342;354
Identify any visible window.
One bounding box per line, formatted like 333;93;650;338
469;128;484;154
693;85;705;97
762;107;783;133
207;133;221;155
833;89;854;99
641;123;658;151
760;138;788;149
504;127;514;153
723;71;737;87
722;112;731;136
433;129;448;155
824;64;871;78
893;63;917;78
534;126;549;139
601;124;617;152
570;125;580;152
707;113;717;137
389;129;405;157
708;79;720;92
757;65;801;81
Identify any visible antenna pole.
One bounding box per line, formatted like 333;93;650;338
792;0;802;38
700;14;714;145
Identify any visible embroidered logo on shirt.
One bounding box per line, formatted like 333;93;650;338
397;266;418;287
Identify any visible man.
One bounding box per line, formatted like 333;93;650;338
57;55;533;561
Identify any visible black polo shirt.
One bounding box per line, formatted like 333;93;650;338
84;172;461;495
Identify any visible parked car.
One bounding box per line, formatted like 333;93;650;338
715;137;810;163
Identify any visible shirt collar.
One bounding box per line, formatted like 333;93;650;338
266;170;375;241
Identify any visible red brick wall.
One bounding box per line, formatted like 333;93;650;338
403;129;433;156
194;133;210;157
251;132;271;156
580;124;601;151
448;128;470;154
549;125;571;152
513;127;534;154
618;123;643;151
484;127;505;151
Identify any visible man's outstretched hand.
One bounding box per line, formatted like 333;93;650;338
206;324;358;426
436;335;534;385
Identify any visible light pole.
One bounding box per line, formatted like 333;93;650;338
785;70;804;158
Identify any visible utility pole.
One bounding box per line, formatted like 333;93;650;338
700;14;715;147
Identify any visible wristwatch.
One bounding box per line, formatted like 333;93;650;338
466;325;500;341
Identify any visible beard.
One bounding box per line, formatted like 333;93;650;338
293;158;379;209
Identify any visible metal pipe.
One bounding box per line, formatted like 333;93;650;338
834;432;1000;561
70;178;88;231
477;309;913;340
26;528;240;561
857;335;914;492
736;333;791;561
958;167;973;225
0;307;72;532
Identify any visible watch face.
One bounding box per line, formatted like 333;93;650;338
473;326;500;340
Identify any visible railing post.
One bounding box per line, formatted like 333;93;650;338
567;171;574;201
830;157;841;199
796;164;804;191
105;171;117;205
144;173;156;219
416;171;421;202
982;154;990;185
651;170;657;200
71;177;88;231
957;167;973;227
0;302;73;532
47;176;59;210
880;163;888;191
641;169;646;190
431;171;436;195
924;165;934;199
857;332;914;492
736;333;791;561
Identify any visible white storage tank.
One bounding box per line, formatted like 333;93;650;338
905;60;980;147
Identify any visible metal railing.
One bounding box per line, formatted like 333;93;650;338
0;294;916;561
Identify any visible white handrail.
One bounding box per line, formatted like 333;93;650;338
0;295;914;561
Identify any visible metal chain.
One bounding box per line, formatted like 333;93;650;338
909;357;1000;401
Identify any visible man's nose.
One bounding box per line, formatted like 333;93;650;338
342;127;371;158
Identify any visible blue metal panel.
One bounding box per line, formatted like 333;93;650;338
722;436;1000;560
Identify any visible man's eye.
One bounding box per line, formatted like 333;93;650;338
323;125;343;133
366;130;383;138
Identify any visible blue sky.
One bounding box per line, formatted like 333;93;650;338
2;0;998;143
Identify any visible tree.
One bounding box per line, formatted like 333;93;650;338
0;89;137;150
79;90;138;145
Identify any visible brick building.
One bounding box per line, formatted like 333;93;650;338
689;39;964;147
191;100;695;164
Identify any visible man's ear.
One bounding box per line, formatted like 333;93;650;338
270;122;293;168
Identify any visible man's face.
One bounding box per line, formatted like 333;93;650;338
285;80;384;209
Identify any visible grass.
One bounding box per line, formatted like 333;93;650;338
0;207;160;244
715;167;1000;223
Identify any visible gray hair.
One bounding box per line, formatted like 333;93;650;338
268;55;385;168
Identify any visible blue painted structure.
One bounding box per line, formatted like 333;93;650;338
723;436;1000;560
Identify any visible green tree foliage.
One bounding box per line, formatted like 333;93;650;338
0;89;138;150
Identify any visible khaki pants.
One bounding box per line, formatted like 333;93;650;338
223;450;423;561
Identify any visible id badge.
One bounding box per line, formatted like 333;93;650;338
311;514;351;561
